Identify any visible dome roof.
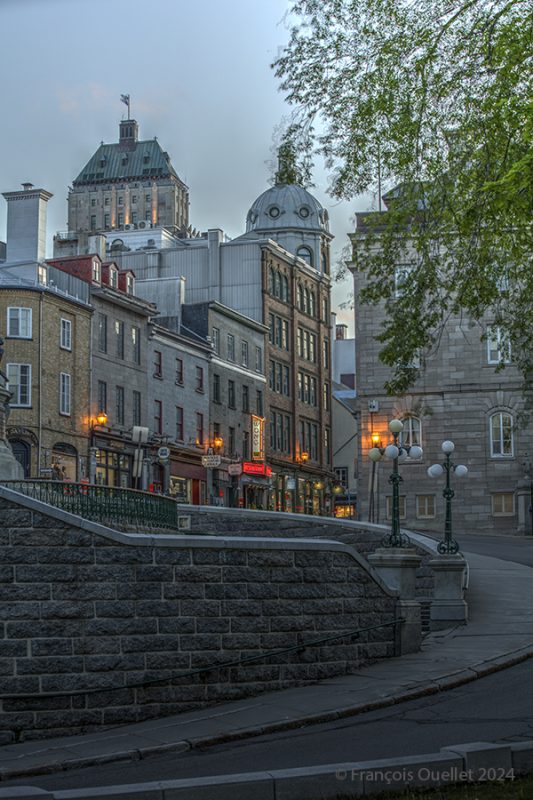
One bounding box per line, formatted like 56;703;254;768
246;183;330;235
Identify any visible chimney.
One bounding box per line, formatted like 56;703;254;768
336;323;348;340
2;183;53;263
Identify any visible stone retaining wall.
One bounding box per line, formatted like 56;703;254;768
180;508;435;598
0;493;398;743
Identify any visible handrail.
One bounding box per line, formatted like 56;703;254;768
0;479;180;532
0;619;404;700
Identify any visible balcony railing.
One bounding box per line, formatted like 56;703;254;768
0;480;181;532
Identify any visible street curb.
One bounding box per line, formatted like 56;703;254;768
2;740;533;799
2;643;533;783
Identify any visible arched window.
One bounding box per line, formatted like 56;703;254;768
309;291;316;317
274;271;281;298
490;412;513;457
304;288;310;314
281;275;289;302
399;417;422;449
297;283;304;310
268;266;275;294
297;246;313;266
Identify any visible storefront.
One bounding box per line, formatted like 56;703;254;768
91;434;135;488
240;462;272;509
168;457;207;505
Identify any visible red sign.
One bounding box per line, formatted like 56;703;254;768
242;462;272;477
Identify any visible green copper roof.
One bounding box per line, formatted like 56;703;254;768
73;139;183;186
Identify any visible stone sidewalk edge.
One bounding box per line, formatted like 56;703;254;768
1;740;533;799
2;643;533;782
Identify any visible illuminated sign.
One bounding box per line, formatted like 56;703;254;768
251;415;264;460
242;462;272;477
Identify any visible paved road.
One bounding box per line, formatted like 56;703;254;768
4;658;533;792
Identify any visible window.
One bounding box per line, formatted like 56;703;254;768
60;318;72;350
281;275;289;302
154;350;163;378
59;373;71;415
297;246;313;266
256;390;263;417
228;427;235;457
255;346;263;373
297;283;304;310
154;400;162;435
416;495;436;519
335;467;348;487
322;297;328;321
324;427;331;464
6;364;31;407
242;384;249;412
97;380;107;414
105;197;110;206
386;495;407;519
274;271;281;297
242;430;250;460
323;382;330;411
126;274;134;294
175;357;184;384
400;417;422;449
116;386;125;426
92;260;100;282
269;411;291;454
98;314;107;353
395;264;415;297
490;412;513;457
132;194;137;204
228;380;236;408
492;492;515;516
145;193;151;203
196;412;204;445
282;320;289;350
115;320;124;359
118;196;123;205
487;327;511;364
90;215;97;231
133;390;141;427
299;419;319;460
38;265;47;285
195;365;204;392
131;326;141;364
7;307;32;338
323;338;329;369
91;198;96;207
268;266;275;294
268;313;275;344
212;327;220;354
117;212;124;227
241;340;249;367
213;373;221;403
176;406;184;441
104;213;111;228
227;334;235;362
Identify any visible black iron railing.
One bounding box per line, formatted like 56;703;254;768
0;480;180;532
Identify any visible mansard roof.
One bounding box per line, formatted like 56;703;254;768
73;139;183;187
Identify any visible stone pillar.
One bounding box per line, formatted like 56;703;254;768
428;555;468;630
0;380;24;480
516;476;533;535
368;548;422;655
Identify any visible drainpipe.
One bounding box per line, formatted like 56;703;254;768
37;291;44;475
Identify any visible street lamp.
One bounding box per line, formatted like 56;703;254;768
368;419;423;548
427;440;468;554
294;450;309;513
89;411;108;484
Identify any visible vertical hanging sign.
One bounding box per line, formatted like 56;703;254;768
251;415;264;461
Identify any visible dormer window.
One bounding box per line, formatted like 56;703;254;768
109;269;118;288
99;157;106;168
121;155;128;166
92;260;101;282
126;274;134;294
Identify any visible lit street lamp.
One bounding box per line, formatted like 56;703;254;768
369;419;423;548
427;440;468;554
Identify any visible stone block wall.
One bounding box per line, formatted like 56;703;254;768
182;508;435;599
0;493;397;743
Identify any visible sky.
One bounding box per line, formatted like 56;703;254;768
0;0;362;329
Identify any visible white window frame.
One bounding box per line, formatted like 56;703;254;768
399;416;422;450
386;495;407;520
416;495;436;519
7;307;32;338
60;372;71;416
491;492;515;516
490;412;514;458
394;264;415;298
6;363;32;406
487;326;511;365
60;318;72;351
92;260;101;282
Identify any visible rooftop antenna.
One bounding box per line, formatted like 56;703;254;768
120;93;131;119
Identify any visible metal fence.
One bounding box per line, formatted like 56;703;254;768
0;480;181;532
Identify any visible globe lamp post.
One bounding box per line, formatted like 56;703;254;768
369;419;423;548
427;440;468;554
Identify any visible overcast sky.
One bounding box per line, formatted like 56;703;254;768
0;0;363;329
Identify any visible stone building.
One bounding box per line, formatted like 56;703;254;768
0;185;92;480
181;300;268;508
62;117;189;253
349;198;533;535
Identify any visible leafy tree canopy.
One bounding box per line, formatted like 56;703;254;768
273;0;532;400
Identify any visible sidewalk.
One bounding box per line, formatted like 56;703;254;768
2;546;533;782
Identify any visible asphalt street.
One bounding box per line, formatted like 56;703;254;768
3;657;533;792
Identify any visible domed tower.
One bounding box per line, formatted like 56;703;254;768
245;149;332;275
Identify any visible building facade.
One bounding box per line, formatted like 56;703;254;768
349;203;533;535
